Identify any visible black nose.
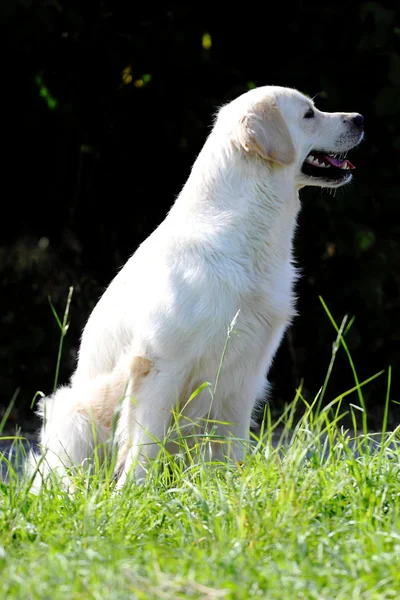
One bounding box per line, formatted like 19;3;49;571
352;114;364;128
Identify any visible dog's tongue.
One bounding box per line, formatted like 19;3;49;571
323;153;355;170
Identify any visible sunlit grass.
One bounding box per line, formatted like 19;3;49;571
0;298;398;599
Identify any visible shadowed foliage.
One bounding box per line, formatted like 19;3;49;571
1;2;399;431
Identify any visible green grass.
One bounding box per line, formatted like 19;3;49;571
1;399;400;599
1;298;399;599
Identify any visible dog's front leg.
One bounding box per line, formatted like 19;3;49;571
115;356;183;486
209;400;254;464
209;364;269;465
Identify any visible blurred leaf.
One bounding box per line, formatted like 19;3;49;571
35;74;58;111
134;74;152;88
356;229;376;252
122;66;132;85
202;33;212;50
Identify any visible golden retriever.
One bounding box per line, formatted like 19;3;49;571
28;85;364;488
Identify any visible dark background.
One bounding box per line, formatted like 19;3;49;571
1;2;399;432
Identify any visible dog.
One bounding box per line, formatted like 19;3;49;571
28;85;364;488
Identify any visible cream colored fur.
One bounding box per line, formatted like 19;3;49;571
27;85;364;488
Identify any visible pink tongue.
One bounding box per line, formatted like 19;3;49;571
323;154;355;170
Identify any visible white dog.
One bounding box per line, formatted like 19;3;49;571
29;85;364;487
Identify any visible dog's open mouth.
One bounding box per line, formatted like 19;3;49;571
301;151;355;180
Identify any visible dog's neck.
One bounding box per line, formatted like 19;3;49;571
171;133;301;267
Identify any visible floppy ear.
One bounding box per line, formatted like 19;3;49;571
237;100;296;165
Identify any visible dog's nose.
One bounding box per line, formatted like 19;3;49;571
352;114;364;128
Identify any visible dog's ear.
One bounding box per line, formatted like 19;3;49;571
237;100;296;166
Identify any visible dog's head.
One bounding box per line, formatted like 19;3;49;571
221;86;364;188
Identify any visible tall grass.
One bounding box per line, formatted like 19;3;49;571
0;297;398;599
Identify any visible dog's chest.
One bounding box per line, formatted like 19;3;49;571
239;247;296;316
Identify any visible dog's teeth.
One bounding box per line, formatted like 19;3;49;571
306;155;318;165
306;154;331;168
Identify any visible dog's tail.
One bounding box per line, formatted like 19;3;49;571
26;382;116;493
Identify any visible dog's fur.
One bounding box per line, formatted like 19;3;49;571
28;86;364;487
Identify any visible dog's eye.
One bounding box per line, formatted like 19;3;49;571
304;108;315;119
